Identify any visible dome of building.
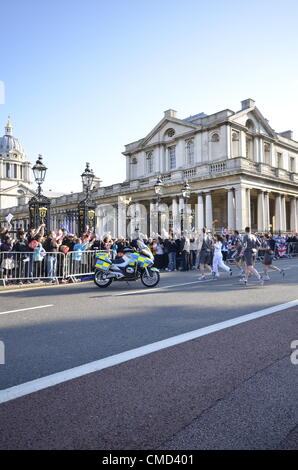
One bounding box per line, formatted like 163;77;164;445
0;118;26;157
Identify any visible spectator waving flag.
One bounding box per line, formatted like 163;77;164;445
61;223;69;234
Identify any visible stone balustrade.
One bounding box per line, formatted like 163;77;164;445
1;156;298;222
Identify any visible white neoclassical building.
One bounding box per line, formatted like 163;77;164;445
1;99;298;235
0;118;34;210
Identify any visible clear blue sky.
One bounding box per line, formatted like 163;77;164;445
1;0;297;192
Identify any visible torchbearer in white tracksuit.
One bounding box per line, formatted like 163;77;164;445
212;234;233;278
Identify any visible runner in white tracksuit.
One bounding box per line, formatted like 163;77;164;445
212;234;232;278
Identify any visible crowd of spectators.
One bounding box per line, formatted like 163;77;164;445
0;222;297;284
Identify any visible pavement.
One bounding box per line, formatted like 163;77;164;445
0;258;297;449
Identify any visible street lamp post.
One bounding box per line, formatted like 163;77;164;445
126;204;139;239
154;176;164;235
78;162;96;236
29;154;51;232
180;180;191;233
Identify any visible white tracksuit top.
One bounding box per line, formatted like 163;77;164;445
214;241;223;256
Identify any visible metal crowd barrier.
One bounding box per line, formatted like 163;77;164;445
0;250;113;286
0;251;66;286
64;250;114;282
287;242;298;256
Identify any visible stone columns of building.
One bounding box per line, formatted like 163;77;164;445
176;139;185;168
125;156;130;180
149;201;155;236
179;196;184;235
157;145;164;174
117;200;127;238
274;194;282;233
235;186;247;231
290;197;298;233
281;195;287;232
257;190;265;232
240;131;246;158
227;188;235;230
184;199;192;233
196;193;204;231
226;125;231;158
205;192;213;230
269;143;273;166
134;201;140;234
259;138;264;163
253;137;259;163
112;204;118;238
264;192;270;231
172;197;180;236
246;188;251;228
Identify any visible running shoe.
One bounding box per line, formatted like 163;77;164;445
198;275;206;280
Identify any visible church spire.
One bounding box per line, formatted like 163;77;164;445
5;116;13;135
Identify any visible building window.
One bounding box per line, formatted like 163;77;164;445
246;119;255;133
246;136;253;160
146;151;154;173
20;166;23;179
6;162;10;178
289;156;295;173
185;139;194;165
211;133;220;142
14;164;17;178
166;128;175;138
277;152;283;169
168;146;176;169
264;143;270;165
232;131;240;157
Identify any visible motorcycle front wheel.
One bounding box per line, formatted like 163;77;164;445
94;270;112;288
140;268;160;288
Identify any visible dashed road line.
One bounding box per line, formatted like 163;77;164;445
0;305;54;316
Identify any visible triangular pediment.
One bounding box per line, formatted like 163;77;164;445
0;182;35;195
139;117;199;148
230;106;276;138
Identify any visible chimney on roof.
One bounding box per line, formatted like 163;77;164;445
279;130;293;140
241;99;255;110
164;109;177;119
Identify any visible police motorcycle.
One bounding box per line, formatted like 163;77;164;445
94;239;160;288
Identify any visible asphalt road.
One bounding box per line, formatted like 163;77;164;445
0;258;297;449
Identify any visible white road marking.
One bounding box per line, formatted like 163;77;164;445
0;305;54;316
0;298;297;404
